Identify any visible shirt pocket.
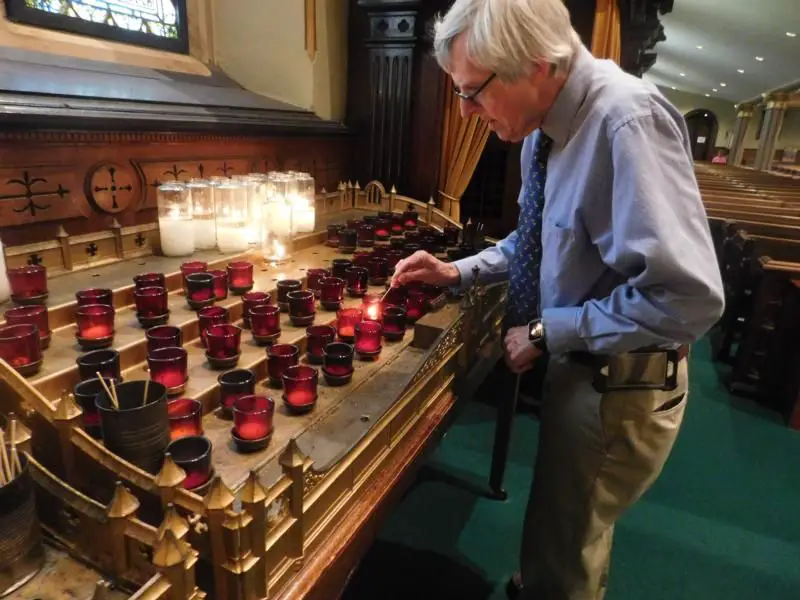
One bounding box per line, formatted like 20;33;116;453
540;221;579;299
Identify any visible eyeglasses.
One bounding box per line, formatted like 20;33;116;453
453;73;496;103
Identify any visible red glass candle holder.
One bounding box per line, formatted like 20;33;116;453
383;285;407;309
367;256;389;286
363;214;377;224
346;219;361;230
305;324;336;364
0;323;42;376
208;269;229;301
331;258;353;279
76;288;113;308
134;271;165;290
282;365;318;414
361;294;383;322
391;214;404;235
405;289;427;322
227;261;254;294
371;245;388;258
354;320;382;359
382;306;407;341
134;286;169;328
385;249;404;273
389;236;405;250
148;346;189;396
166;435;213;490
250;304;281;345
218;369;256;416
77;348;121;382
405;230;422;244
336;307;362;343
322;342;354;386
146;325;182;354
197;306;229;349
320;277;345;311
346;267;369;297
352;252;372;269
276;279;302;312
338;228;357;253
306;268;330;298
375;218;391;241
326;224;343;247
205;324;242;369
242;291;271;329
73;376;118;438
4;305;51;349
180;261;208;289
185;273;215;310
402;209;419;230
75;304;115;349
167;398;203;440
403;242;422;258
287;290;315;326
7;265;48;305
232;395;275;451
267;343;299;388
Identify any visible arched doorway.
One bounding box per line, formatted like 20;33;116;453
684;109;719;161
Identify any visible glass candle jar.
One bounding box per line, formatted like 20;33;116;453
346;219;361;230
76;288;113;308
7;265;48;304
167;398;203;441
382;306;407;341
361;294;383;322
185;273;215;310
305;324;336;364
158;182;195;257
187;179;216;251
4;305;50;349
331;259;353;280
215;181;250;253
208;269;229;301
354;320;382;359
181;260;208;284
233;395;275;442
226;261;254;294
287;290;315;326
282;365;318;414
147;346;189;395
402;209;419;230
367;256;389;286
134;286;169;327
197;306;229;348
336;307;362;343
276;279;302;312
167;435;213;490
0;323;42;375
242;291;271;329
383;285;407;309
73;376;118;437
389;237;405;250
352;251;372;269
146;325;182;354
320;277;345;311
326;224;343;247
346;266;368;297
322;342;354;385
205;324;242;367
357;223;375;248
134;272;166;290
75;304;115;349
218;369;256;415
405;289;427;322
375;218;391;241
306;268;330;298
250;304;281;345
76;348;120;382
338;228;357;253
391;213;404;235
267;343;299;387
403;243;422;258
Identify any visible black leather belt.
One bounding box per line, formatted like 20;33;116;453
569;345;689;392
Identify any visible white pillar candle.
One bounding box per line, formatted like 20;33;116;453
294;205;315;233
0;241;10;303
193;215;217;250
159;217;196;257
217;220;250;253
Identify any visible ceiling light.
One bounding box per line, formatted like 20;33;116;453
720;82;727;87
755;56;764;61
696;45;703;49
705;94;710;97
712;88;718;92
737;69;745;74
671;86;677;90
679;73;686;77
787;32;797;37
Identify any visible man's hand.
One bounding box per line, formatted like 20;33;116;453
503;325;542;374
391;250;461;288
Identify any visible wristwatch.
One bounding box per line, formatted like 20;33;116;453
528;318;547;353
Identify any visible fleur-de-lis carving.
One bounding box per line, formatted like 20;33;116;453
2;171;68;217
134;232;147;247
163;164;188;180
217;162;234;177
86;243;98;257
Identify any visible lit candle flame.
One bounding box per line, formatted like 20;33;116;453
273;240;286;259
367;305;379;320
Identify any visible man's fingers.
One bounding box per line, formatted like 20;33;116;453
396;268;430;285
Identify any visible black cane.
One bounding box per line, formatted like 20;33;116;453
488;369;521;501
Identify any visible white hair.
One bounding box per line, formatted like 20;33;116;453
433;0;582;80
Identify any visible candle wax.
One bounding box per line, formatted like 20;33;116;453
159;218;196;257
339;325;355;338
183;470;210;490
287;390;316;406
238;421;270;440
81;325;111;339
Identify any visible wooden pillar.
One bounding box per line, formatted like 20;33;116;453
106;482;140;579
204;476;236;600
755;96;788;171
730;106;754;167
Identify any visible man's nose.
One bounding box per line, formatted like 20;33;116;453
459;98;479;119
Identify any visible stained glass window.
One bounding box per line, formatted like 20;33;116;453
4;0;188;53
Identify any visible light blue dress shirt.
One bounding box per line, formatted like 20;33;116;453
454;46;725;356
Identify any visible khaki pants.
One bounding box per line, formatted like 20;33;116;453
519;354;688;600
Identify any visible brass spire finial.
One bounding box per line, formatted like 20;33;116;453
157;502;190;541
54;390;82;421
204;475;235;511
155;453;187;489
279;438;306;469
107;481;140;519
153;530;187;568
240;470;267;504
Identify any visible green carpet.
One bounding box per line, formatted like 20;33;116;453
341;338;800;599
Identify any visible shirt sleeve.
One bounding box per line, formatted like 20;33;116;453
453;230;518;289
542;109;725;354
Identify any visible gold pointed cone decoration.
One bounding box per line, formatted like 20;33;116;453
204;475;235;511
155;453;187;489
107;481;140;519
153;529;187;568
279;438;306;469
157;502;190;541
55;391;82;421
240;470;267;505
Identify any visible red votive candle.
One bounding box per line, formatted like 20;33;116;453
227;261;254;293
7;265;48;303
208;269;229;301
385;249;404;273
206;324;242;359
134;286;168;319
76;288;113;308
362;294;383;322
402;209;419;229
320;276;345;311
336;307;362;343
276;279;302;311
287;290;316;326
250;304;281;344
338;228;357;253
73;376;117;436
375;218;391;241
326;224;343;247
147;346;189;395
358;223;375;248
367;256;389;285
198;306;230;348
4;305;50;349
0;323;42;375
383;285;407;309
306;324;336;364
283;365;318;413
267;343;299;387
353;252;372;269
403;242;422;258
218;369;256;413
382;306;407;341
323;342;354;383
76;349;120;382
346;267;369;297
146;325;182;354
233;395;275;440
331;259;353;279
185;273;215;309
167;398;203;440
405;289;427;322
391;214;404;235
134;271;165;290
167;435;213;489
75;303;115;348
242;291;271;329
306;268;330;298
355;320;382;358
181;261;208;287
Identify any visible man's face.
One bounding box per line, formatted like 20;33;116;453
448;34;554;142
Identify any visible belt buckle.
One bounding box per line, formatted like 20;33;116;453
592;349;679;393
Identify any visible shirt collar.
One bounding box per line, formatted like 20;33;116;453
541;45;595;147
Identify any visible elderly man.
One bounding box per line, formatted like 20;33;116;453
391;0;724;598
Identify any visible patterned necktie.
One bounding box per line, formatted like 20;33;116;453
505;131;553;328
